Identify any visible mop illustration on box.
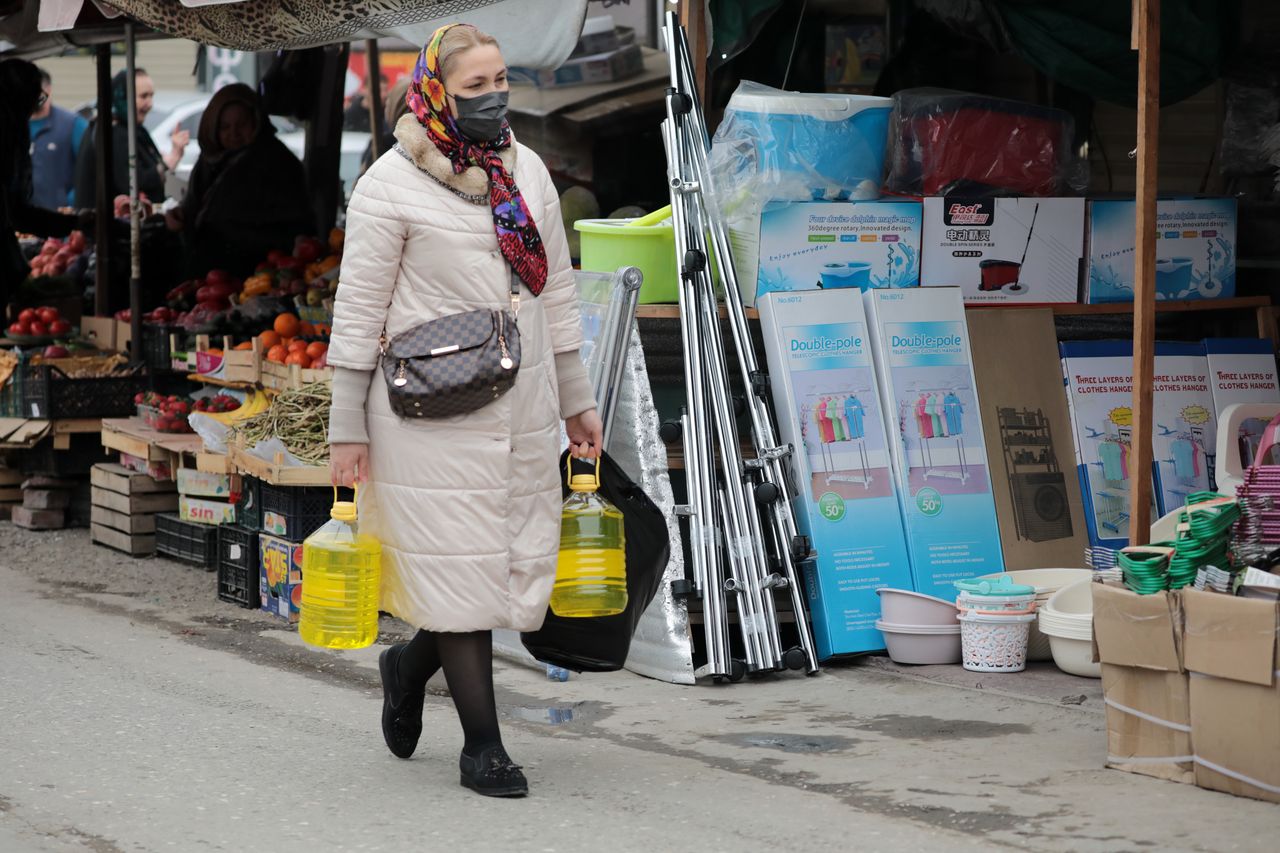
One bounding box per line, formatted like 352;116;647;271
811;242;918;291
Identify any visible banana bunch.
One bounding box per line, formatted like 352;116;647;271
206;388;270;425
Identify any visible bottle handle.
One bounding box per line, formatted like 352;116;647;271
565;455;601;489
332;482;359;506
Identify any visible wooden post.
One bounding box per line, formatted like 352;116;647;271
679;0;709;106
92;44;112;318
1128;0;1159;545
365;39;384;159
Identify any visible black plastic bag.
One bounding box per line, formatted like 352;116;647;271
521;450;670;672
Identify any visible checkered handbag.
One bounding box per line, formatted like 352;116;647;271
379;277;522;419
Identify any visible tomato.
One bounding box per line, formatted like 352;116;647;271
8;322;26;337
48;319;71;336
17;308;35;324
28;321;47;336
37;308;59;325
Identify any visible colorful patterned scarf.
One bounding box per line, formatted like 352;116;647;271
407;24;548;296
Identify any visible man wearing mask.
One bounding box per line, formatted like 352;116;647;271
28;67;89;210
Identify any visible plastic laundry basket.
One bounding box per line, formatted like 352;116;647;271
959;611;1036;673
575;216;678;304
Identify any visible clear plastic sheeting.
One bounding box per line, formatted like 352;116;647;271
709;81;893;229
884;88;1088;198
493;270;694;684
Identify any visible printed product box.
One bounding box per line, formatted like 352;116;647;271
259;533;303;622
758;289;914;658
1091;583;1193;785
824;21;885;91
508;43;643;89
862;287;1004;598
920;197;1084;304
1150;343;1215;518
1084;197;1237;303
732;200;922;308
1182;589;1280;804
967;309;1088;569
176;468;238;499
1202;338;1280;474
180;495;236;526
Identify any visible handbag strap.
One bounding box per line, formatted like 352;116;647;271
379;269;521;355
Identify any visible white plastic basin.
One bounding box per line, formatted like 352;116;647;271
875;620;962;665
876;588;959;627
1039;580;1100;678
978;569;1094;661
1045;634;1100;678
1044;578;1095;616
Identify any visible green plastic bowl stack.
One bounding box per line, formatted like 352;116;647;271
1119;493;1240;594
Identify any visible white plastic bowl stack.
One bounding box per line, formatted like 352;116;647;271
874;589;961;665
977;569;1094;661
1037;579;1101;678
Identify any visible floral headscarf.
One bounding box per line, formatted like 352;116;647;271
407;24;547;295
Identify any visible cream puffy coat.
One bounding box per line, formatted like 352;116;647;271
326;116;585;633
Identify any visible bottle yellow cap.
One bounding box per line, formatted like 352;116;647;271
331;501;358;522
569;474;599;492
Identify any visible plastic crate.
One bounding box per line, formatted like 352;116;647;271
20;433;112;477
236;476;262;531
140;325;179;372
22;363;147;419
259;482;342;539
0;350;28;418
155;513;219;570
217;524;260;608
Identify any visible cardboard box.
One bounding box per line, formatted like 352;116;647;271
758;289;915;658
732;200;922;307
862;287;1004;598
118;452;173;482
259;533;303;622
176;468;237;499
968;309;1088;568
920;197;1083;304
508;43;643;89
1084;197;1237;303
179;495;236;526
1092;583;1193;784
1150;343;1215;517
1182;588;1280;803
1203;338;1280;476
1059;341;1151;567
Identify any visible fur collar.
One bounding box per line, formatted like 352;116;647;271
393;113;517;198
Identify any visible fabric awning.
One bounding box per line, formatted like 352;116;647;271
30;0;587;67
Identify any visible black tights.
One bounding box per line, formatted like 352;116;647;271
397;629;501;756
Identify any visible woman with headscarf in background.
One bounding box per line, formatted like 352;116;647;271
164;83;315;277
0;59;89;309
74;68;181;209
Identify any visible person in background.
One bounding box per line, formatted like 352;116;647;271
358;76;411;176
28;67;89;209
0;59;90;307
74;68;189;207
164;83;314;277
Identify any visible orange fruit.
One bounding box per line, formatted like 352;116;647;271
258;330;281;348
305;341;328;359
233;341;254;351
298;321;315;337
284;351;311;368
287;339;308;353
266;344;288;364
273;313;300;339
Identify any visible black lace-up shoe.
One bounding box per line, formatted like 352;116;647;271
379;644;426;759
459;744;528;797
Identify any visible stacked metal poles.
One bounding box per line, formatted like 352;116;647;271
659;13;820;680
590;267;645;449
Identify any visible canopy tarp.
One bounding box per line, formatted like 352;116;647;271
7;0;587;66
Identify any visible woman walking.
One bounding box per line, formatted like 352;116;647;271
326;25;601;798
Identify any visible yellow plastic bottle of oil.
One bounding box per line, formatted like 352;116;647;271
550;458;627;618
299;488;382;649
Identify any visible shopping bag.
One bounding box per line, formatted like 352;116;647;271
521;449;670;672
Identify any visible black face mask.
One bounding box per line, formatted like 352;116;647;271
452;90;509;142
